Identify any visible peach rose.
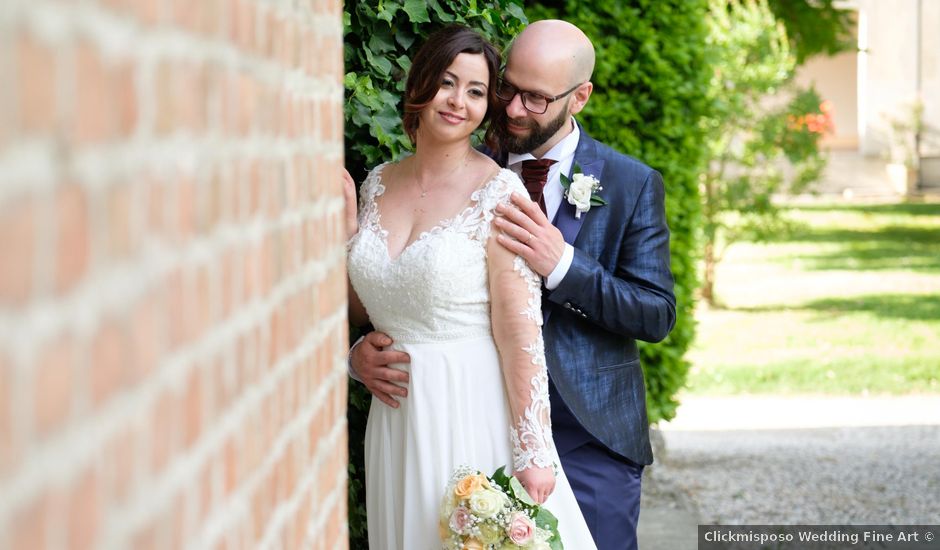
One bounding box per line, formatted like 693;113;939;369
462;538;484;550
454;474;486;498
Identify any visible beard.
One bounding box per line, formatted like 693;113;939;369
492;100;570;154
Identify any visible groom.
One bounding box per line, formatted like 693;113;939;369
351;20;675;550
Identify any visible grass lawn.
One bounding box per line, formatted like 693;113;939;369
686;202;940;395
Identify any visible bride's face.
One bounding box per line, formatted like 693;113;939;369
417;53;490;143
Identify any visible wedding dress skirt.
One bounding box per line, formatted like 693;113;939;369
348;164;597;550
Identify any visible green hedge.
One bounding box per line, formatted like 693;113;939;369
524;0;711;424
343;3;528;546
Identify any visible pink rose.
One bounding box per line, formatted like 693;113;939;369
506;511;535;545
449;506;472;533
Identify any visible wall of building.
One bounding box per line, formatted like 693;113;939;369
795;49;859;149
858;0;939;162
0;0;349;548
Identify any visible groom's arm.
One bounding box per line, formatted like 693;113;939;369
549;169;675;341
496;170;675;342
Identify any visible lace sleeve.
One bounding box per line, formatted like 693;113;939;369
485;176;555;473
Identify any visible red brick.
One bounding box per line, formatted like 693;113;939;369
73;42;115;143
114;63;138;137
154;62;174;135
144;178;165;235
105;425;137;505
54;184;90;294
220;249;235;318
33;333;75;437
166;269;187;349
194;264;211;335
90;317;130;405
233;0;255;50
0;195;35;304
9;492;50;550
106;184;134;261
181;365;203;449
223;435;239;497
124;0;162;26
68;468;100;550
17;34;57;133
131;291;162;380
151;388;174;474
176;175;197;242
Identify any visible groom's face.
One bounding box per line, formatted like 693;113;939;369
493;59;576;155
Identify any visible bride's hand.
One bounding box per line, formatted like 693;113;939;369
342;168;358;240
515;466;555;505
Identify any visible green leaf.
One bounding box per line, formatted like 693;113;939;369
394;28;417;50
505;2;528;24
490;465;511;490
395;55;411;72
368;30;395;53
534;506;559;531
509;475;536;506
364;48;393;77
403;0;430;23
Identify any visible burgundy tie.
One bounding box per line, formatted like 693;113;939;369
520;159;557;215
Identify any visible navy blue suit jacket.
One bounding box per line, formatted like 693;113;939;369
491;122;676;465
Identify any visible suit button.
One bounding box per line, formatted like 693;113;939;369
563;302;571;309
581;313;587;318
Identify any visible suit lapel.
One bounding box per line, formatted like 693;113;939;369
554;124;605;244
544;125;605;325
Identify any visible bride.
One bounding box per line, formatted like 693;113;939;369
343;25;597;550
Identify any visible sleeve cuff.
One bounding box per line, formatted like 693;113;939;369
545;244;574;290
348;335;365;382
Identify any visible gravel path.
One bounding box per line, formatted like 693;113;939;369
647;396;940;525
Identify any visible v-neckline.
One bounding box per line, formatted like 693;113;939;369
369;163;501;263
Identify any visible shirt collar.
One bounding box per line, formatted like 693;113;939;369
507;117;581;167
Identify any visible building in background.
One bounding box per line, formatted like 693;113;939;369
795;0;939;195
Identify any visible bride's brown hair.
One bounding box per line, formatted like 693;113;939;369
402;25;501;144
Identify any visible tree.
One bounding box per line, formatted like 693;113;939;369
700;0;832;305
768;0;856;64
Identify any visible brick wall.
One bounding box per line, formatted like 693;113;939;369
0;0;348;548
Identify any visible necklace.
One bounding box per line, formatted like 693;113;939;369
412;150;474;198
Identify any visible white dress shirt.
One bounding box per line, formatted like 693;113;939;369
506;118;580;290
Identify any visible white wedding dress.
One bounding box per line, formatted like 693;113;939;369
347;163;597;550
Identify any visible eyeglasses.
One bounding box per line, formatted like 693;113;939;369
494;77;583;114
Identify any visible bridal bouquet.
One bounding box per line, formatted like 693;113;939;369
439;466;562;550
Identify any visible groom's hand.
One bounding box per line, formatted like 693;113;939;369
494;193;565;277
351;331;410;408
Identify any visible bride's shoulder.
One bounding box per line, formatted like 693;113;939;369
480;164;525;200
362;159;401;195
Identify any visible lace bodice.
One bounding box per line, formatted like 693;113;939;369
347;162;556;472
347;163;506;343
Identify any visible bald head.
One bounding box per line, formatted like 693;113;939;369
510;20;595;85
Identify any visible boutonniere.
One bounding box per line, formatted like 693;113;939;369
560;164;606;219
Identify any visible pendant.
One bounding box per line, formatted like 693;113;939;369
421;191;427;198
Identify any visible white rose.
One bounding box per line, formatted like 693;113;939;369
566;173;599;215
468;488;504;519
